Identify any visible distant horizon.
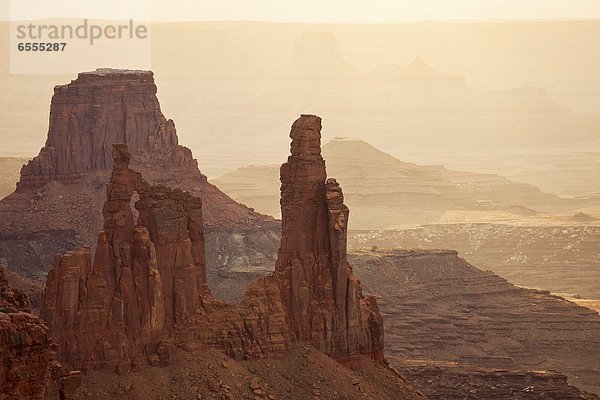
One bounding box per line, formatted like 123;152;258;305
3;18;600;24
4;0;600;23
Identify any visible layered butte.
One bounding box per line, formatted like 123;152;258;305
0;69;279;282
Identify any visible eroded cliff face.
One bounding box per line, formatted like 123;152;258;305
0;267;81;399
41;116;384;372
0;69;278;283
276;115;384;362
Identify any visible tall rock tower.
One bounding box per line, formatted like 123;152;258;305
276;114;384;363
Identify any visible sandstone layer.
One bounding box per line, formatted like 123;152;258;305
41;116;383;372
0;69;279;285
400;364;598;400
0;267;80;399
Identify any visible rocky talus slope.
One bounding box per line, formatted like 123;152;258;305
72;346;423;400
0;69;279;283
349;249;600;398
0;266;81;399
38;117;410;398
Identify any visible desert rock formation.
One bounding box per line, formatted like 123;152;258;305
0;266;81;399
40;144;285;371
41;116;383;372
0;69;279;284
276;115;383;362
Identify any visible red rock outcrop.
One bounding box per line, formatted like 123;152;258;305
0;266;81;399
41;116;384;373
0;69;279;284
41;144;209;371
275;114;384;363
39;144;289;370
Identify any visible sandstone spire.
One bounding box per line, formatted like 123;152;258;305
41;144;208;370
276;114;384;362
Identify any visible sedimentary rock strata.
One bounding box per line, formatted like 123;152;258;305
0;69;279;282
349;249;600;396
0;267;80;399
349;224;600;299
42;116;383;372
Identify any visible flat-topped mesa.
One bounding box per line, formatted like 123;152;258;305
1;69;276;284
41;144;208;370
18;68;197;189
276;114;384;363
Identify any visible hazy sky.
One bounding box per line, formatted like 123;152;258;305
3;0;600;22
